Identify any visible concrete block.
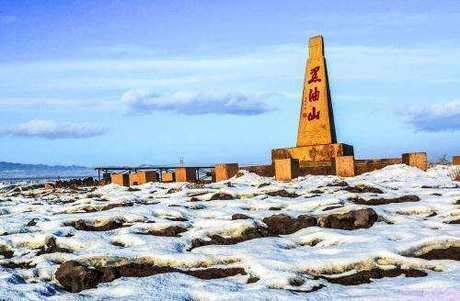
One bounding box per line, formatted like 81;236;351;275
453;156;460;165
215;163;239;182
161;171;175;183
274;158;299;182
175;167;197;182
111;173;129;187
335;156;355;177
129;171;159;186
402;152;428;171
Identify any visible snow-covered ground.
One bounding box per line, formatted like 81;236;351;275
0;164;459;300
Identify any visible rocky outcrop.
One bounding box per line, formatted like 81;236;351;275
318;208;378;230
350;195;420;206
55;260;247;293
262;214;317;235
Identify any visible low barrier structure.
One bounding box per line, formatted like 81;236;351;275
111;173;129;187
453;156;460;165
274;158;299;181
129;171;159;186
162;171;175;183
175;167;197;182
215;163;239;182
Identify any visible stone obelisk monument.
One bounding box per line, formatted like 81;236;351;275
297;35;337;146
272;35;353;174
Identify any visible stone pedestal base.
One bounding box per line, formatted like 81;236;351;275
335;156;355;177
402;152;428;171
272;143;354;169
453;156;460;166
175;167;197;182
215;163;239;182
274;158;299;182
111;173;129;187
130;171;159;186
162;171;175;183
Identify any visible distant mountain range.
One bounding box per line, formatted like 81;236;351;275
0;161;96;180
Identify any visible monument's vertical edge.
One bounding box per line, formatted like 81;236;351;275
296;35;337;146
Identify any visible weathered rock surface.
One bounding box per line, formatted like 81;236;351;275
55;260;247;293
262;214;317;235
318;208;378;230
350;195;420;206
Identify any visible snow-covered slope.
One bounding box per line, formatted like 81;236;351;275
0;164;459;300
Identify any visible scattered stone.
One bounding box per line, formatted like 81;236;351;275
64;218;125;231
143;226;188;237
262;214;317;235
54;177;97;189
232;214;251;220
167;188;182;194
36;237;73;255
322;205;343;211
320;267;426;285
343;184;383;194
55;260;247;293
209;192;236;201
26;218;39;227
408;247;460;261
350;195;420;206
266;190;300;198
0;245;14;258
268;207;283;211
165;217;188;222
319;208;378;230
325;181;349;187
190;227;267;250
0;261;36;269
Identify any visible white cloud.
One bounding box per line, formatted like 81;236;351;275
404;100;460;132
122;90;277;115
0;120;107;139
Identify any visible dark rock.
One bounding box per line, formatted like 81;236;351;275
144;226;188;237
36;237;73;255
190;227;267;250
64;218;125;231
320;267;426;285
319;208;378;230
26;218;39;227
322;205;343;211
266;190;300;198
232;214;251;220
55;261;103;292
0;245;14;259
165;217;188;222
167;188;182;194
263;214;317;235
268;207;283;211
343;185;383;194
350;195;420;206
209;192;235;201
325;181;349;187
56;260;247;293
0;261;36;269
408;247;460;261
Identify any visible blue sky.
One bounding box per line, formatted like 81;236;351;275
0;0;459;166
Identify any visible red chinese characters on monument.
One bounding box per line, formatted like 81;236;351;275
303;66;321;121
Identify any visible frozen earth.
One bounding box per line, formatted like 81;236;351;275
0;164;459;300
